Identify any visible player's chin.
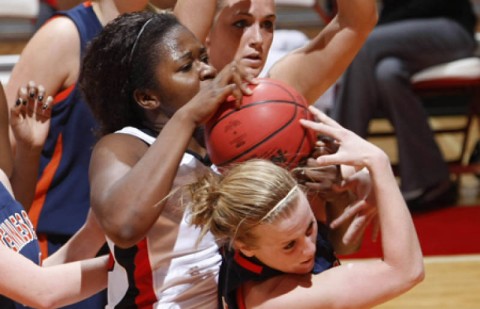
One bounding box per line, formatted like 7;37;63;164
289;266;314;275
238;61;264;77
242;67;264;80
295;258;315;274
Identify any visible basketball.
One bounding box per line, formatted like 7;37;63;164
205;78;317;169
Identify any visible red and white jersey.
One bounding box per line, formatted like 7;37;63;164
106;127;221;309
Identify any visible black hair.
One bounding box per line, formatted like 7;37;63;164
79;11;181;137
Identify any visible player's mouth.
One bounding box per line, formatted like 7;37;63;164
242;54;263;67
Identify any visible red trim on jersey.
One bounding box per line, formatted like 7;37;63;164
36;233;49;262
43;0;58;9
83;1;92;8
28;134;63;259
234;250;263;274
53;84;75;105
236;285;247;309
134;239;157;308
107;252;115;271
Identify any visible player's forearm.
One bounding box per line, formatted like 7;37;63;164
10;145;42;210
174;0;216;43
1;244;108;309
336;0;378;36
44;212;106;266
93;109;197;248
36;256;108;309
368;153;424;284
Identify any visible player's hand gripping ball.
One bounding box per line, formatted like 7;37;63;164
205;78;317;169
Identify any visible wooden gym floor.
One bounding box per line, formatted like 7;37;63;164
1;24;479;309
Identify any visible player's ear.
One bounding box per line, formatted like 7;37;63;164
233;240;256;257
133;89;160;110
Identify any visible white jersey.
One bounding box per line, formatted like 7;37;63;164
106;127;221;309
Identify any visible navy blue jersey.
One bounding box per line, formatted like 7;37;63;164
0;182;40;308
26;3;106;308
28;1;102;247
219;222;340;309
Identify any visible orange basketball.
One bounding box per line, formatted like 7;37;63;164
205;78;317;169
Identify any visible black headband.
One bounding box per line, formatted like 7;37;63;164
128;17;154;66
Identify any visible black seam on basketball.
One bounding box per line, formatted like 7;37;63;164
217;104;309;167
206;78;312;167
286;107;313;168
290;128;312;169
208;100;307;132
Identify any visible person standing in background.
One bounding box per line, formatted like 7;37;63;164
331;0;477;211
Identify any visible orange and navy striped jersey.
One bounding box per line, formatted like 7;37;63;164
28;2;102;247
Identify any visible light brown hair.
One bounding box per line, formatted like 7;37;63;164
186;159;299;248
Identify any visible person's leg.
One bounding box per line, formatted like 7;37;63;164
374;18;475;207
375;18;476;73
375;57;449;192
330;36;380;137
333;18;476;136
333;18;475;208
331;20;429;137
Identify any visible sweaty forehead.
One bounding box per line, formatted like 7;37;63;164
158;25;201;60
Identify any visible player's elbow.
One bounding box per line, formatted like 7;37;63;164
30;297;61;309
105;221;146;248
396;260;425;293
407;262;425;287
357;11;378;40
92;202;146;248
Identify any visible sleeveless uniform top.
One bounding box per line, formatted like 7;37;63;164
219;222;340;309
29;1;102;239
106;127;221;309
0;182;40;308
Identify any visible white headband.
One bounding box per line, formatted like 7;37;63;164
261;185;298;222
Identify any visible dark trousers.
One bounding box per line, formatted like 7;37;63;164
332;18;476;192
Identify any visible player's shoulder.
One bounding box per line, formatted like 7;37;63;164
13;16;81;88
35;16;79;46
94;132;149;162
